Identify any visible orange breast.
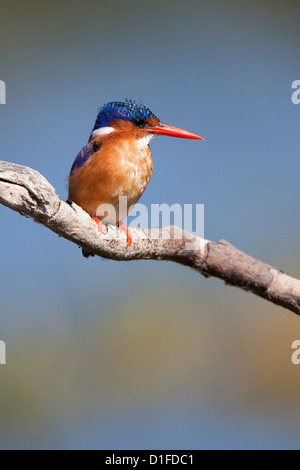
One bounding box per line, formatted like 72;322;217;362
68;131;153;224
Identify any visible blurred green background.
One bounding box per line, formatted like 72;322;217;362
0;0;300;449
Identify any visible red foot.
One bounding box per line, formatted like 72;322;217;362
118;222;132;247
92;216;103;234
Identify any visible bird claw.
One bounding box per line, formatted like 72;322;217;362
92;216;103;234
118;222;132;247
92;217;131;246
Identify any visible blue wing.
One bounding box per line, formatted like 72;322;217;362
71;141;99;172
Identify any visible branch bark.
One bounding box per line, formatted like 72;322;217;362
0;160;300;316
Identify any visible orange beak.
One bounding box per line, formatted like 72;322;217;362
146;123;204;140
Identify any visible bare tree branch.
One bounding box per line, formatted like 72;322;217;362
0;160;299;316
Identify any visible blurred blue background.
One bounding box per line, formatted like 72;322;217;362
0;0;300;449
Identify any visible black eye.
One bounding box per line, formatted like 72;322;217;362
132;118;146;128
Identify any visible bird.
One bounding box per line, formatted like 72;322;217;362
68;99;203;256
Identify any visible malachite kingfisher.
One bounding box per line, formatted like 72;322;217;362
68;99;203;255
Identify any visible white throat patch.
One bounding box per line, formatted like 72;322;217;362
137;133;155;149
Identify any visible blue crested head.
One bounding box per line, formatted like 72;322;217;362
91;99;158;132
71;98;203;173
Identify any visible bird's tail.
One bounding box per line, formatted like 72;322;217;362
82;248;94;258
